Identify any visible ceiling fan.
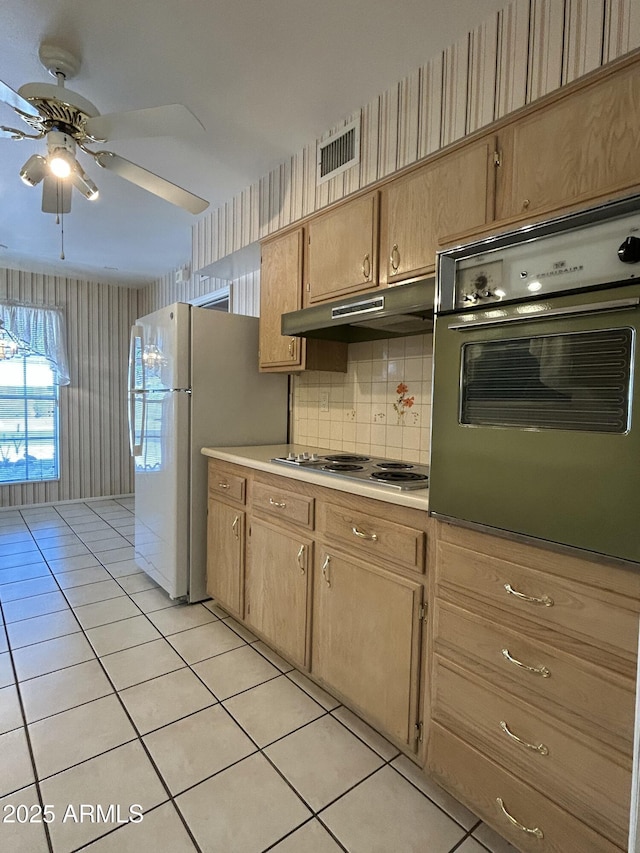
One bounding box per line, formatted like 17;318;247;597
0;43;209;215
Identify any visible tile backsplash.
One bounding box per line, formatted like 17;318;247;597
291;334;433;464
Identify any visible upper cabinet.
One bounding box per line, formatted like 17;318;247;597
495;57;640;225
305;191;379;304
381;136;496;283
259;227;347;373
259;228;304;371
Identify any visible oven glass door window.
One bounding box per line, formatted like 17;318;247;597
460;328;633;433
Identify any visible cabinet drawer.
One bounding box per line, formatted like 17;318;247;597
208;464;246;503
433;601;635;753
437;540;639;665
428;723;621;853
252;481;314;528
318;502;425;573
432;658;630;848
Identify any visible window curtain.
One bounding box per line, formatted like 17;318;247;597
0;302;71;385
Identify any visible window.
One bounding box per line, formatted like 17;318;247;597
0;354;60;484
0;302;69;486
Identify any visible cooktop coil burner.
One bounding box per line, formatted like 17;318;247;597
322;462;365;472
270;451;429;490
375;461;414;470
370;471;429;484
324;454;371;463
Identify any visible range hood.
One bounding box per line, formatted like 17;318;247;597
281;278;435;342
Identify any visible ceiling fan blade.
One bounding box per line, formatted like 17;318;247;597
0;79;41;118
84;104;204;141
0;125;28;139
94;151;209;214
42;176;72;214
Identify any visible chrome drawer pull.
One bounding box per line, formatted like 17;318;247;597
352;525;378;542
321;554;331;587
500;720;549;755
502;648;550;678
232;515;240;539
296;544;306;574
496;798;544;839
218;482;230;490
269;498;287;508
504;583;553;607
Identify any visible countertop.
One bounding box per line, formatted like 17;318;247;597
201;444;429;511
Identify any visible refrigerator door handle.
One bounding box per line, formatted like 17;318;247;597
128;325;145;392
128;392;145;457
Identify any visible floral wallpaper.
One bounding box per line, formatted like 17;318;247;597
291;333;433;464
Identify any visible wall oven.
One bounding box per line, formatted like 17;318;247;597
429;195;640;564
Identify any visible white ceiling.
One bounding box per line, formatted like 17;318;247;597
0;0;507;286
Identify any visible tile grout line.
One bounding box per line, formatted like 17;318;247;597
3;499;484;852
22;502;206;853
0;561;56;852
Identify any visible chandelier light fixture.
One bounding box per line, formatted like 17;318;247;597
0;318;23;361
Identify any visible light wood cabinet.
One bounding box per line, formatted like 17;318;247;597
305;191;379;304
380;136;496;283
429;723;620;853
312;548;423;747
206;497;244;619
495;56;640;226
259;228;347;373
204;457;430;754
426;521;639;852
245;518;311;668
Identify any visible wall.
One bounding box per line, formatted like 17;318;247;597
140;0;640;460
141;269;260;318
191;0;640;268
186;0;640;458
292;334;432;464
0;268;139;507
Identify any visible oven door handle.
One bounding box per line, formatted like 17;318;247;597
447;296;640;330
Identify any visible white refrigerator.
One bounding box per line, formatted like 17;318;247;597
127;302;288;602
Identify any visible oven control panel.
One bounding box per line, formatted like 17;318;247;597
443;206;640;313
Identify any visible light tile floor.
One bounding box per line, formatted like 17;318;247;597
0;498;518;853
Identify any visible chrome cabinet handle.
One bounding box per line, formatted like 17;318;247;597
321;554;331;587
352;525;378;542
232;515;240;539
288;338;295;358
390;243;400;272
496;798;544;839
522;198;531;210
502;648;550;678
296;544;306;574
269;498;287;508
361;253;371;279
218;481;230;490
500;720;549;755
504;583;553;607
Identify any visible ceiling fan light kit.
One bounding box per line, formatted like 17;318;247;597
0;41;209;237
19;153;47;186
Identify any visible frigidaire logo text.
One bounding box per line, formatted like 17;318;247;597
537;260;584;278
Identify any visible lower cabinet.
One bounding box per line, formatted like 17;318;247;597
245;518;311;668
312;548;423;748
426;520;638;852
206;497;244;619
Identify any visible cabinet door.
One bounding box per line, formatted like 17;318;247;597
312;549;423;747
245;519;311;667
259;229;304;370
306;192;379;304
382;137;496;283
496;61;640;223
206;498;244;617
